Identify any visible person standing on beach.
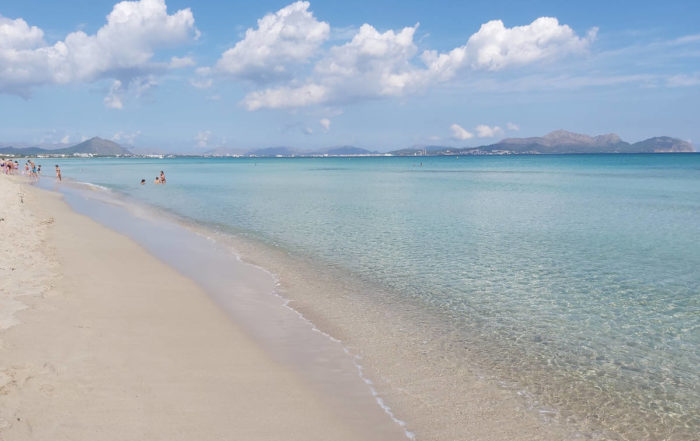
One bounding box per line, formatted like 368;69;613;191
55;165;61;181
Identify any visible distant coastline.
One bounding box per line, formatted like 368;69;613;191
1;130;694;158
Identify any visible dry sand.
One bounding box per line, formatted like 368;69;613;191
0;176;384;440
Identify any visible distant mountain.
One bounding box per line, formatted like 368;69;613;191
486;130;632;154
308;146;379;155
391;145;462;155
390;131;695;155
0;146;50;156
247;146;299;156
67;137;131;155
629;136;695;153
0;137;132;156
202;147;246;156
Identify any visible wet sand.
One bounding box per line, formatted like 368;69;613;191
0;176;404;440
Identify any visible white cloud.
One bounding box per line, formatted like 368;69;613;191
190;66;213;88
102;76;155;109
0;0;198;100
507;122;520;131
215;1;329;82
242;23;420;109
238;14;594;110
104;80;124;109
169;55;195;68
475;124;504;138
60;135;71;144
465;18;596;71
320;118;331;131
196;130;211;148
314;23;421;96
666;73;700;87
112;130;141;144
0;16;44;50
421;18;595;83
450;124;473;140
303;127;313;135
133;76;157;97
245;83;327;110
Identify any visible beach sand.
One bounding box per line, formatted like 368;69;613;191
0;176;393;440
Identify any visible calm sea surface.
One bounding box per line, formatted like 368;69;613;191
45;154;699;439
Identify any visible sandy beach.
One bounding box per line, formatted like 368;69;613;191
0;176;402;440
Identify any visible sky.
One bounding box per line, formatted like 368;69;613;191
0;0;698;153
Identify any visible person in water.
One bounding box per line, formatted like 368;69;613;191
159;170;166;184
55;165;61;181
29;160;38;181
154;176;160;184
140;179;146;185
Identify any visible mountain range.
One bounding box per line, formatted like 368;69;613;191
475;130;694;154
0;131;694;157
0;137;131;156
392;131;694;155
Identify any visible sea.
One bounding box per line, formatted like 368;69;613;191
36;154;699;440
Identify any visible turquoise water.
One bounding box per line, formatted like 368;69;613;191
45;154;699;439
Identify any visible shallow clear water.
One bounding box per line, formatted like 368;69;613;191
43;154;699;439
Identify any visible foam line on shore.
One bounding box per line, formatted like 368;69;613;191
34;176;413;440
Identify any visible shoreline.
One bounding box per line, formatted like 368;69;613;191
6;158;695;440
29;172;584;440
0;176;407;440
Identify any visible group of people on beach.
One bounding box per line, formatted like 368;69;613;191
2;158;61;182
2;158;19;175
141;170;166;185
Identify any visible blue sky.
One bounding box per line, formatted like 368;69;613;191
0;0;698;152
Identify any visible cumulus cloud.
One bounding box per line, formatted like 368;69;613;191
196;130;211;148
465;18;595;71
236;12;594;110
60;135;71;144
0;0;198;100
313;23;421;96
169;55;195;68
507;122;520;131
112;130;141;144
190;67;213;88
320;118;331;131
450;124;473;140
242;23;421;109
475;124;504;138
104;80;124;109
0;16;44;50
245;83;327;110
214;1;329;83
